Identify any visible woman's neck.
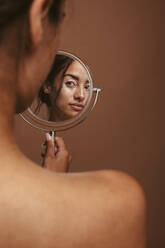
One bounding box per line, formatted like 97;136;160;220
0;33;20;155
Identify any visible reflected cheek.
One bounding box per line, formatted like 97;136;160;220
83;91;89;104
55;88;73;111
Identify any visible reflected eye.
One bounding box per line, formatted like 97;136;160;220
65;81;76;88
84;84;90;90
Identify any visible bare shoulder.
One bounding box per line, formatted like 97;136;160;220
68;169;146;248
97;169;146;206
68;169;146;218
0;165;146;248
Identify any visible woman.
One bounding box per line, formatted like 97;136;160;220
0;1;146;247
34;54;90;121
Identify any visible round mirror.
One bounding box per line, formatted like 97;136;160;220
20;50;101;132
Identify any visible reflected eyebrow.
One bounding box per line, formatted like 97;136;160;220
64;74;89;84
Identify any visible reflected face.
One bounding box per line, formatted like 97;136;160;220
50;60;90;121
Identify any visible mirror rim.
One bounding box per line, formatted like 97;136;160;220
20;50;94;132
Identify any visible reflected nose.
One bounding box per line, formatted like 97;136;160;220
74;86;85;102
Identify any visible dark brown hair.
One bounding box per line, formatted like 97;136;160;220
0;0;65;29
34;54;74;114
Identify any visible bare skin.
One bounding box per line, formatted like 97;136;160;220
41;134;72;172
0;0;146;247
48;60;90;121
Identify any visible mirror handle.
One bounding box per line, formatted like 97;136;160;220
91;88;101;113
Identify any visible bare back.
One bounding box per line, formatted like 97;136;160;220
0;156;146;248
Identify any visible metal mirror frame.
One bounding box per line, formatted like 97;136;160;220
20;50;101;132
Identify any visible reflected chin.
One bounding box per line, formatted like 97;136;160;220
59;110;80;121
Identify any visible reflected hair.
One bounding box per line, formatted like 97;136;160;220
34;54;74;114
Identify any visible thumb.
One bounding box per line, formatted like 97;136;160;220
45;133;54;157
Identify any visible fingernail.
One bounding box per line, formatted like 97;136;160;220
45;133;51;141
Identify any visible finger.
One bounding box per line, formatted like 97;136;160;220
42;136;57;157
66;155;72;173
41;150;46;157
69;155;72;164
54;143;58;155
43;141;47;146
55;137;68;154
51;135;59;155
45;133;55;157
41;142;47;157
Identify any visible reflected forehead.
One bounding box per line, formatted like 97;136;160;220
65;60;89;82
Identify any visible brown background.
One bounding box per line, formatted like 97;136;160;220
14;1;165;247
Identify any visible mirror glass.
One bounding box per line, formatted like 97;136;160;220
20;50;99;132
30;52;90;122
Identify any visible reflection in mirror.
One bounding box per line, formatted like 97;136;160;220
21;50;101;132
31;54;90;122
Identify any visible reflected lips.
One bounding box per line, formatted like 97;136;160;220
69;104;84;111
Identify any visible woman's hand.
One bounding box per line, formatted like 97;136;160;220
41;133;72;173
